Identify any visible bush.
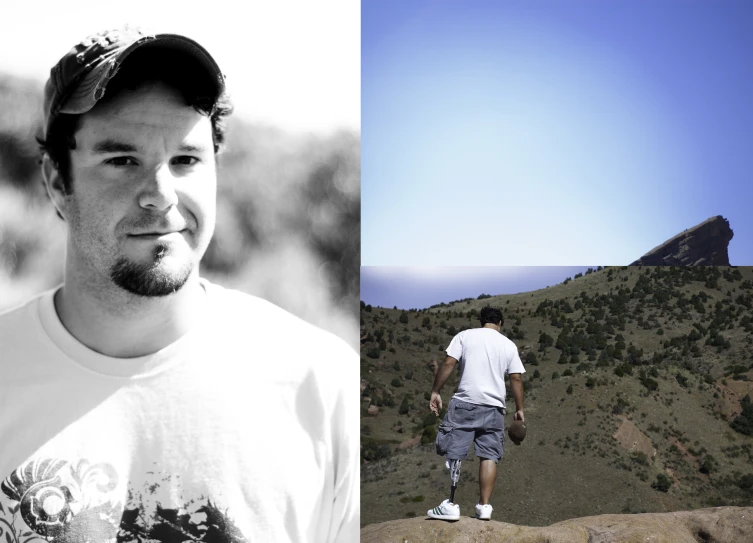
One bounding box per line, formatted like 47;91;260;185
422;413;438;427
652;473;672;492
399;396;410;415
700;454;715;474
399;312;409;324
391;378;403;388
420;425;437;445
525;351;538;366
566;385;573;394
361;438;391;462
366;347;381;359
731;394;753;436
736;474;753;492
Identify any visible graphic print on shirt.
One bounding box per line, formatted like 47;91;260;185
0;458;247;543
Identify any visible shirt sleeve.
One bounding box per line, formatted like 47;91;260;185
507;343;526;374
445;332;463;362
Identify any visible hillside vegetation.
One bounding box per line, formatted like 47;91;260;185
360;266;753;527
0;73;359;346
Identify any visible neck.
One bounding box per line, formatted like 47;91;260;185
483;323;501;332
55;265;207;358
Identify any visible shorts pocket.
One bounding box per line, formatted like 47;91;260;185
452;401;478;425
435;422;454;456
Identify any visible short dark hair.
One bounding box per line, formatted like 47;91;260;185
480;306;503;326
38;47;233;195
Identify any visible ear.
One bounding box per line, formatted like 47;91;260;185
42;155;68;221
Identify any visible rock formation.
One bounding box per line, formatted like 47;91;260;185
361;507;753;543
630;216;733;266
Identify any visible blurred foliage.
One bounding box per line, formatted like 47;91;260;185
0;73;359;347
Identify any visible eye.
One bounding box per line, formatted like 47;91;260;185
105;156;137;166
172;156;199;166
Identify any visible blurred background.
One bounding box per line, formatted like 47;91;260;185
0;0;360;349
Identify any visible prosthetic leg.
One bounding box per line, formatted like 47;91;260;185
447;458;462;503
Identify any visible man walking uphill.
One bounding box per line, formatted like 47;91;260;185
427;306;525;521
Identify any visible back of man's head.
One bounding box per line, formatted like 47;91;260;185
479;306;503;327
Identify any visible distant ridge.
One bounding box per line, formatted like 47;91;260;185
631;215;733;266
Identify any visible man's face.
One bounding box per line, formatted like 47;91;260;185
60;82;216;297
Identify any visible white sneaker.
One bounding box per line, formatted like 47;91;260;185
427;499;460;521
475;503;493;520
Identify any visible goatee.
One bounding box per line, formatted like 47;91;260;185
109;243;191;297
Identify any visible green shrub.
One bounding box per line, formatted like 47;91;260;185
422;413;438;427
421;425;437;445
652;473;672;492
391;378;403;388
361;438;391;462
366;347;381;359
731;394;753;436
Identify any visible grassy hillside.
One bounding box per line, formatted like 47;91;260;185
360;266;753;527
0;73;359;346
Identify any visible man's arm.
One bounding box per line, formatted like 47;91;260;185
429;356;458;416
509;373;525;422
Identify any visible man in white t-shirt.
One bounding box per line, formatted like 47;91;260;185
427;306;525;522
0;27;357;543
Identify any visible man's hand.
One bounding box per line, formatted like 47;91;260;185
429;392;442;416
429;356;457;416
514;409;525;422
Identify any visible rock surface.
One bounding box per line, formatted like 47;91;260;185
361;507;753;543
630;216;733;266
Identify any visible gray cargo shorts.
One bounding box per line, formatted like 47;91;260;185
435;398;505;463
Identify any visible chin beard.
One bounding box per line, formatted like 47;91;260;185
109;244;192;297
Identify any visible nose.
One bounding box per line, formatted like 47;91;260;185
138;163;179;211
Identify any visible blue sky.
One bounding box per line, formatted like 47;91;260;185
361;266;593;309
362;0;753;265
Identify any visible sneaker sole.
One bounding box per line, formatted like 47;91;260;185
427;507;460;521
428;513;460;521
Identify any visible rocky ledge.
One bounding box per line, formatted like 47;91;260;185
361;507;753;543
630;215;733;266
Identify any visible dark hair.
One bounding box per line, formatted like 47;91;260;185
38;47;233;195
480;306;503;326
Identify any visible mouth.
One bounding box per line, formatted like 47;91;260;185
129;229;187;240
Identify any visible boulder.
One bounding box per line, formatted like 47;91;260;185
631;216;733;266
361;507;753;543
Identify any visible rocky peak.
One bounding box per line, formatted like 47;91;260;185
631;215;733;266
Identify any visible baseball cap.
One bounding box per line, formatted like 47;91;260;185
43;26;225;139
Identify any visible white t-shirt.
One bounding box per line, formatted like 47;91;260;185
0;279;358;543
446;327;526;408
